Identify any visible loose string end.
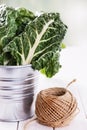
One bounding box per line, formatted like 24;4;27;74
66;79;77;89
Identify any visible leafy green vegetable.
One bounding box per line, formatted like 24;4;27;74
0;5;67;77
0;5;35;65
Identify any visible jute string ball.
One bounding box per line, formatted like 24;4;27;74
35;80;78;127
23;79;78;130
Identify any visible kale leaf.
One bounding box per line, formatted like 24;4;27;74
0;5;67;77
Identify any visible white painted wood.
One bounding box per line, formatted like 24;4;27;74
68;82;86;118
0;122;17;130
18;119;53;130
55;119;87;130
55;83;87;130
77;84;87;118
0;78;86;130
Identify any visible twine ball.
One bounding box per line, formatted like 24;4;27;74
35;87;77;127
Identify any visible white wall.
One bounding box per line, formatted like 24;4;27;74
0;0;87;46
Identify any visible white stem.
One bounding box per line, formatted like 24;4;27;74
26;19;54;64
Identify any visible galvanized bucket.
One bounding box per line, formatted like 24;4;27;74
0;65;39;121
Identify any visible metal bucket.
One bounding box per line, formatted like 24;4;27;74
0;65;39;122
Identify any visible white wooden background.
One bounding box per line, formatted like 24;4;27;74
0;45;87;130
0;79;87;130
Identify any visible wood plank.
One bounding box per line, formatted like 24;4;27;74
77;84;87;118
0;122;17;130
68;82;86;118
55;82;87;130
55;119;87;130
18;118;53;130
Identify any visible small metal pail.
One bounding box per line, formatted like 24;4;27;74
0;65;38;121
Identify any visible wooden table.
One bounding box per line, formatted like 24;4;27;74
0;45;87;130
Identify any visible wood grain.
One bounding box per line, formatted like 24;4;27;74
18;120;53;130
0;122;17;130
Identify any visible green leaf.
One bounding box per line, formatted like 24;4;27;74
3;12;67;77
0;5;35;52
40;52;61;77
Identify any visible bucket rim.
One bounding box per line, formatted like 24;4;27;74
0;64;32;69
